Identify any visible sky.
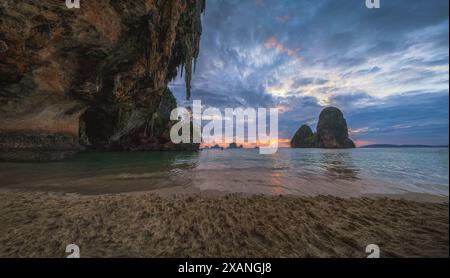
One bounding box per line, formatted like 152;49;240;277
169;0;449;147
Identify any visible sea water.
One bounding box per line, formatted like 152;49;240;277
0;148;448;197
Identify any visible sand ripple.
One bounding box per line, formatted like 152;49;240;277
0;191;448;258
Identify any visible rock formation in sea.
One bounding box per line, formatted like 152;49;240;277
316;107;355;148
291;107;355;149
0;0;205;161
290;125;316;148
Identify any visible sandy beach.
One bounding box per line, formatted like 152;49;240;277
0;190;447;258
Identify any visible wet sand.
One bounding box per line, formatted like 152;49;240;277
0;190;448;258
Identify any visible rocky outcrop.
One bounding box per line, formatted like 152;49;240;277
290;125;315;148
0;0;204;161
291;107;355;149
316;107;355;148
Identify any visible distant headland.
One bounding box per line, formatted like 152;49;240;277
360;144;449;148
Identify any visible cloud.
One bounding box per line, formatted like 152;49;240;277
264;37;300;60
169;0;449;145
346;91;449;145
275;15;291;23
293;77;328;87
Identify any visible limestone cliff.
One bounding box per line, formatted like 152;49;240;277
316;107;355;149
290;125;315;148
0;0;205;161
291;107;355;149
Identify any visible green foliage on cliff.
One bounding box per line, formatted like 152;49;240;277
291;125;316;148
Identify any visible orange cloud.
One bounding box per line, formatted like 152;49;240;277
264;37;301;62
201;138;291;149
353;140;376;147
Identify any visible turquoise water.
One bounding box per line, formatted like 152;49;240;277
0;148;448;197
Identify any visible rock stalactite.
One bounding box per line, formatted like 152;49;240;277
0;0;205;161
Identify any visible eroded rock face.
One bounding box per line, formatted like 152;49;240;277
291;125;315;148
291;107;355;149
316;107;355;149
0;0;204;161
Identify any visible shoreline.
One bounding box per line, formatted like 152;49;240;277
1;185;448;205
0;189;448;258
365;192;449;204
138;185;450;204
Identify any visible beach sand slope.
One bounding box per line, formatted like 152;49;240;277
0;191;448;258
